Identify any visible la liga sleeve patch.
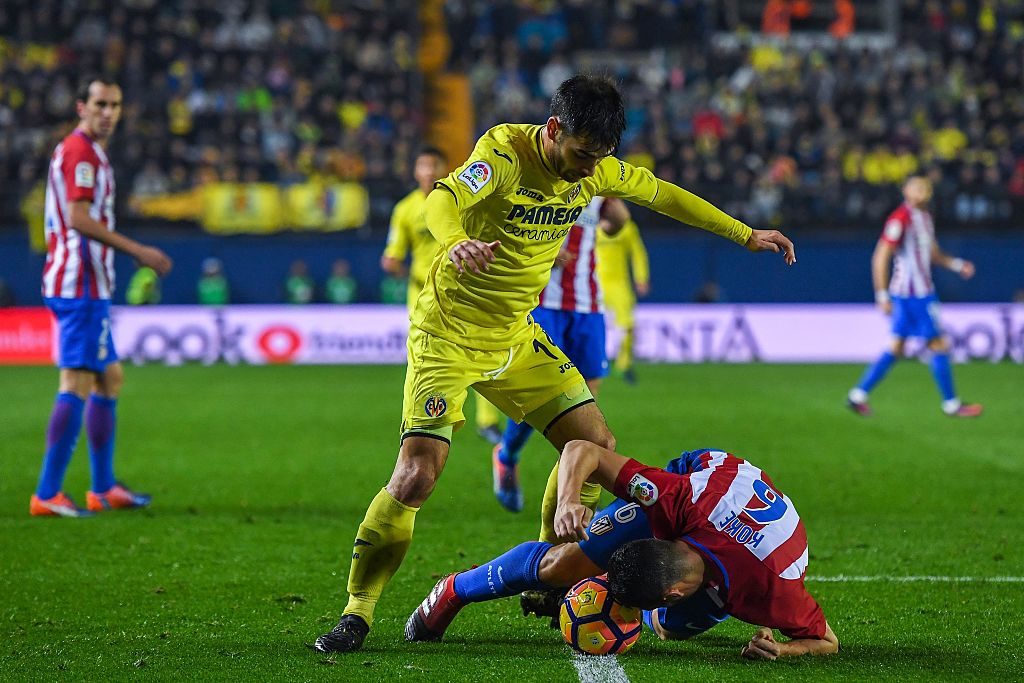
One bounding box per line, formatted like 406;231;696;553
883;219;903;241
74;162;96;189
457;161;492;194
627;472;659;506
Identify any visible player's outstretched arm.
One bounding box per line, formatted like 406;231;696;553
741;622;840;660
599;159;795;265
554;440;630;542
69;201;173;275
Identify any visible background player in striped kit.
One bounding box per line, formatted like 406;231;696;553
31;76;173;517
847;176;982;418
492;195;630;513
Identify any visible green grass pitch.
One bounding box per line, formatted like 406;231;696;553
2;363;1022;681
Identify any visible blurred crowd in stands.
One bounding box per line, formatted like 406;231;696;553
455;0;1024;230
0;0;419;228
1;0;1023;235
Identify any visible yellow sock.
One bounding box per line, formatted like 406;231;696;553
615;327;635;373
473;391;500;428
343;488;418;627
538;462;602;543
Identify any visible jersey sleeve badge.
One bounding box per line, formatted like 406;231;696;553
627;473;659;506
75;161;96;189
458;161;492;194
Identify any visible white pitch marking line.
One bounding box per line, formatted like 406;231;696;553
572;652;631;683
808;575;1024;583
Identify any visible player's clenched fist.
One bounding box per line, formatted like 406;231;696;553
554;501;593;542
741;627;781;660
449;239;500;274
746;229;796;266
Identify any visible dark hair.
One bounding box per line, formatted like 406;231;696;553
607;539;683;610
76;75;119;104
549;75;626;153
418;145;448;163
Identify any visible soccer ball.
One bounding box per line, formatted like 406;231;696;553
559;575;642;656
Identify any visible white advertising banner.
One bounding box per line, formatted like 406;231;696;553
95;303;1024;366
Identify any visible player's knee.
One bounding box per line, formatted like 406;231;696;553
928;337;949;353
389;447;446;504
537;544;584;587
890;339;905;355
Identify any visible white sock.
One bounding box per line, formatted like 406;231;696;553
942;398;962;415
848;388;868;404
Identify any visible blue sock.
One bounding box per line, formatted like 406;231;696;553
453;541;551;602
857;351;896;393
929;352;956;402
498;418;534;466
86;394;118;493
36;392;85;499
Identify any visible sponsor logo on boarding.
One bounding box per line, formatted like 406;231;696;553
628;473;659;506
458;161;492;194
424;393;447;417
567;183;581;203
257;324;303;363
75;162;96;188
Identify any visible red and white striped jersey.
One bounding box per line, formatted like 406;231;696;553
538;196;604;313
41;129;117;300
881;203;935;298
614;451;826;639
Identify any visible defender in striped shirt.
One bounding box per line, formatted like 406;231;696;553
492;196;630;513
31;76;172;518
847;176;981;418
406;443;838;659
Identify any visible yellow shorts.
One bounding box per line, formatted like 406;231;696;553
602;285;636;329
401;320;591;440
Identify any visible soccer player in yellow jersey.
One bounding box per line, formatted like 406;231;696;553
596;217;649;383
315;75;795;653
382;147;505;443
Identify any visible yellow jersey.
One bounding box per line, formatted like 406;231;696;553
596;219;649;290
414;123;751;350
382;188;440;290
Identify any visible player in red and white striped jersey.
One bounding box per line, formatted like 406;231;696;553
31;76;172;518
847;176;981;418
406;443;838;660
492;196;630;513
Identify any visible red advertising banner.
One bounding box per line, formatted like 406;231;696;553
0;307;54;365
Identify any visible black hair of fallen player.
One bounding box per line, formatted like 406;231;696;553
607;539;685;610
549;74;626;154
76;74;120;103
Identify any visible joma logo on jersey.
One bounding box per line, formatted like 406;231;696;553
516;187;544;200
424;394;447;417
505;204;583;226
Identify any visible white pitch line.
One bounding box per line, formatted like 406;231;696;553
572;652;631;683
808;575;1024;583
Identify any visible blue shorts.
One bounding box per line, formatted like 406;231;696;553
577;449;730;637
891;294;942;340
530;307;607;379
45;297;118;372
